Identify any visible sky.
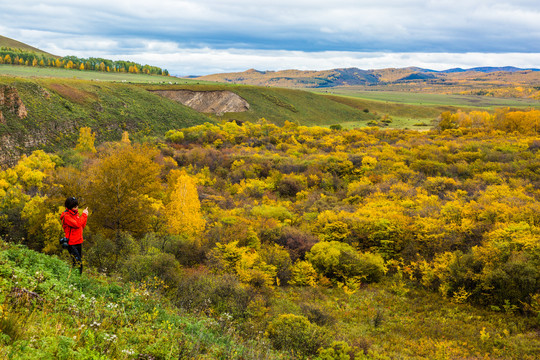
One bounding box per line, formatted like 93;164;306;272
1;0;540;75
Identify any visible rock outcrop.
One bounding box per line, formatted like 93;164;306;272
151;90;250;115
0;85;27;123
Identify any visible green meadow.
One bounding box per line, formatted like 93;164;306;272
315;88;540;108
0;65;209;84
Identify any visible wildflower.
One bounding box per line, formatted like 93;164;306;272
104;333;118;342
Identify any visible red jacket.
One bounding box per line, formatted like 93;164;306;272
60;209;88;245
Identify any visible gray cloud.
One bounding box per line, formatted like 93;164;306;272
1;1;540;74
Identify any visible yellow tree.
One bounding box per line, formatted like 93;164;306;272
166;170;205;236
121;131;131;144
75;127;97;153
86;144;163;239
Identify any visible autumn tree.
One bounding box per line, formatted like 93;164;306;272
75;127;97;153
85;144;163;240
121;131;131;144
166;170;205;236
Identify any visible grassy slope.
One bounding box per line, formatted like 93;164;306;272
0;35;56;57
0;242;282;359
1;75;376;164
318;89;540;108
146;84;376;127
0;77;213;162
2;242;538;359
0;65;208;84
275;285;540;359
318;90;540;129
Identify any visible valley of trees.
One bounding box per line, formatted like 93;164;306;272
0;47;168;75
1;119;540;358
437;108;540;134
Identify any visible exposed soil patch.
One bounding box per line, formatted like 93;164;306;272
0;85;27;123
151;90;250;115
48;83;96;104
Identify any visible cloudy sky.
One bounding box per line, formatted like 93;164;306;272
1;0;540;75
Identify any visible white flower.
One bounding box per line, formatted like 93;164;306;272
104;333;118;342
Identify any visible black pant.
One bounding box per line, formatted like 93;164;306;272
67;243;83;274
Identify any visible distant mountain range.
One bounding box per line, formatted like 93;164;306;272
436;66;540;73
196;66;540;88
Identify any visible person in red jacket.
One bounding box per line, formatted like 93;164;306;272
60;197;89;274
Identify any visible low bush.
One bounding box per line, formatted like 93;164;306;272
173;269;257;319
120;251;182;289
265;314;328;357
307;241;386;284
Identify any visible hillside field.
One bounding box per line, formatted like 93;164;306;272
0;65;207;84
316;89;540;108
316;89;540;129
0;76;377;165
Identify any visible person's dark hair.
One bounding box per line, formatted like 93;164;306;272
65;197;79;210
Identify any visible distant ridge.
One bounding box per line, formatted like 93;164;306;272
438;66;540;73
196;66;540;88
0;35;57;57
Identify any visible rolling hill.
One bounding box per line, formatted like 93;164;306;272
195;66;540;90
0;77;376;166
0;35;56;57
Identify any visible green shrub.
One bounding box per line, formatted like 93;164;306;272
482;255;540;307
165;129;184;143
173;269;256;319
260;244;293;285
316;341;354;360
290;260;318;287
265;314;327;357
306;241;386;284
120;251;182;289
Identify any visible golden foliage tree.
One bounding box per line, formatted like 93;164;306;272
121;131;131;144
75;127;97;153
166;170;205;236
86;144;162;239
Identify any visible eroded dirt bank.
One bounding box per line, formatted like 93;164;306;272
151;90;250;114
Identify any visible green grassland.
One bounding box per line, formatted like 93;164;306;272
146;84;377;127
0;76;213;164
0;77;214;136
0;64;207;84
316;89;540;129
0;242;284;359
316;88;540;108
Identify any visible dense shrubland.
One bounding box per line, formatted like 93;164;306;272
1;120;540;358
437;107;540;134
